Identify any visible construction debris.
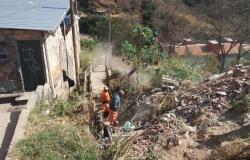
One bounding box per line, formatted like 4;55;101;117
162;74;180;90
175;65;250;120
115;65;250;159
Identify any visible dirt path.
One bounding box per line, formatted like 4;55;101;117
91;43;109;97
91;44;133;96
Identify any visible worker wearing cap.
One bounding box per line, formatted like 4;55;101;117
108;89;124;126
102;86;111;119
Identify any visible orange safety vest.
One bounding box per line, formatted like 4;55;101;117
102;90;111;103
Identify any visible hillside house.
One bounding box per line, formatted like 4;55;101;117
0;0;80;96
174;40;250;67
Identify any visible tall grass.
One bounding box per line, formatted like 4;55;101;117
17;126;99;160
16;94;100;160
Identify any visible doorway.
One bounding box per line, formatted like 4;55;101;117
17;40;45;91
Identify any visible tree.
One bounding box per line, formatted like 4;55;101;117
141;0;156;26
232;0;250;64
153;0;193;55
202;0;244;72
121;25;156;87
132;24;156;87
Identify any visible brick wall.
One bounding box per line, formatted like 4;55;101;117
0;29;42;93
0;19;80;94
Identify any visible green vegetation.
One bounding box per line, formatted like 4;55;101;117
79;15;108;40
149;57;203;88
121;24;163;66
81;39;97;52
80;38;96;72
231;95;250;115
160;58;203;82
141;0;156;26
80;52;93;72
103;135;138;160
202;55;220;74
80;38;97;73
17;126;99;160
29;97;81;120
121;40;136;61
79;16;132;44
15;95;100;160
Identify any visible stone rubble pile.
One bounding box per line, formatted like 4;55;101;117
175;65;250;119
123;65;250;158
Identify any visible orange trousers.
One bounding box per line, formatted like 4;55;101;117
102;103;110;112
108;110;118;126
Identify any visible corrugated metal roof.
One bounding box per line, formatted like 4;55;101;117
0;0;70;32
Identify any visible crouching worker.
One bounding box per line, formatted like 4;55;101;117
108;89;124;126
102;86;111;119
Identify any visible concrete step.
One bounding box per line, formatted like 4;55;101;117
94;65;106;72
13;93;31;106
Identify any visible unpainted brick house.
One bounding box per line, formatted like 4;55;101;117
174;40;250;67
0;0;80;96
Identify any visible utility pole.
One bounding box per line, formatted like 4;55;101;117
108;2;111;43
70;0;80;91
108;0;112;68
128;0;131;26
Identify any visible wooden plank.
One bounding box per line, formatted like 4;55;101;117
162;80;179;87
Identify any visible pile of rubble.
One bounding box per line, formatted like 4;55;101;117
175;65;250;120
117;65;250;159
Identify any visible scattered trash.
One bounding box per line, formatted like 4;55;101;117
123;121;135;132
111;65;250;159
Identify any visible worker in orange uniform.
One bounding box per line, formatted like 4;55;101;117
108;89;124;126
102;86;111;119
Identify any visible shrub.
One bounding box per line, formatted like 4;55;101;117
121;40;136;60
80;52;93;72
141;0;156;26
161;58;203;82
202;55;219;74
79;15;108;40
31;96;81;118
121;24;163;66
79;16;132;43
80;39;97;52
149;68;162;87
17;126;99;160
111;69;121;79
231;94;250;115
